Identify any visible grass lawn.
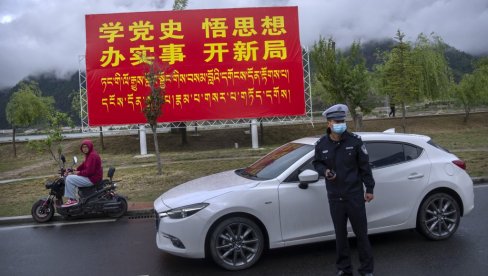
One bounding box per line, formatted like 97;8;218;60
0;112;487;217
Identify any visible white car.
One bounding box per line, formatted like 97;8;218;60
154;131;474;270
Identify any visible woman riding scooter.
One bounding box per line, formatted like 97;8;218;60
63;139;102;207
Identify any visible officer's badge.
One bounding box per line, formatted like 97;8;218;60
361;144;368;155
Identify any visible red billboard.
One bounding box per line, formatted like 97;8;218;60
85;6;304;126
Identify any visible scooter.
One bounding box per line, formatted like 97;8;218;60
31;155;128;223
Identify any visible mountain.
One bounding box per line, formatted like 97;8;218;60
359;39;396;70
0;71;79;130
358;39;476;82
0;88;12;130
30;72;80;116
444;45;477;82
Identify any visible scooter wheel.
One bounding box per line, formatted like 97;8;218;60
107;197;128;218
31;199;55;223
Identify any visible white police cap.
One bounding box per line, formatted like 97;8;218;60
322;104;349;120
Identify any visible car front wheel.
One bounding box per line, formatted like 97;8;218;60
209;216;264;270
417;193;460;240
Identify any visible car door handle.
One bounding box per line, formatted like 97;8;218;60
408;173;424;180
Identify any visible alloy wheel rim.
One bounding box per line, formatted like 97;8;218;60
424;197;458;237
215;222;260;267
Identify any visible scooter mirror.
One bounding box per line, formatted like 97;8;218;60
61;155;66;163
73;156;78;165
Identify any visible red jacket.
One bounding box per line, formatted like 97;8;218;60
76;140;103;184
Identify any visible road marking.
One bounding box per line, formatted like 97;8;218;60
0;218;117;231
474;183;488;188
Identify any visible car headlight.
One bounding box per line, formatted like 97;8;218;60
159;203;209;219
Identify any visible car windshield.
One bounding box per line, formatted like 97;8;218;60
238;143;314;180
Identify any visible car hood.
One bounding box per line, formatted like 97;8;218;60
155;170;259;210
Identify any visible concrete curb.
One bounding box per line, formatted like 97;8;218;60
0;208;155;226
0;215;34;226
472;177;487;185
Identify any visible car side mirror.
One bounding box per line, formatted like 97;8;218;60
298;169;319;190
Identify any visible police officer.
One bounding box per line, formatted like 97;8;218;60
313;104;375;276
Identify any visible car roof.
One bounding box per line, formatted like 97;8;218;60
292;132;431;146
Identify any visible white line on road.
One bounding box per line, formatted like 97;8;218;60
0;218;117;231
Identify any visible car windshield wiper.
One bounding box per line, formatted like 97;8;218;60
236;168;257;178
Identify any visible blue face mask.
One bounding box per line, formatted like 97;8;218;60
331;123;347;134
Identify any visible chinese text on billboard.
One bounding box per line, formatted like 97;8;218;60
85;6;304;125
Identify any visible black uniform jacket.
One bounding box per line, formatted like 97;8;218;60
313;131;375;199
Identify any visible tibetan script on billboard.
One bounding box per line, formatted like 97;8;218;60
85;6;305;126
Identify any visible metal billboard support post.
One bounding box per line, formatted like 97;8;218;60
139;125;147;155
78;55;89;133
251;119;259;149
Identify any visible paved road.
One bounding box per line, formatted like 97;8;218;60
1;185;487;276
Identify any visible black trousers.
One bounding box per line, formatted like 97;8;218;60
329;194;374;274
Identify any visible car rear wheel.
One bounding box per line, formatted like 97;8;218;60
209;217;264;270
417;193;460;240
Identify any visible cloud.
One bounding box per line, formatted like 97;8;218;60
0;0;174;88
0;0;487;88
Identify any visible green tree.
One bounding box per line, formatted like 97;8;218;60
375;31;419;131
5;81;51;157
375;30;451;132
28;111;73;164
311;37;373;131
70;90;106;150
413;33;451;101
143;61;167;175
69;90;81;124
138;0;188;175
453;58;488;122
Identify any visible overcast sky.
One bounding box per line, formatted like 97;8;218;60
1;0;487;89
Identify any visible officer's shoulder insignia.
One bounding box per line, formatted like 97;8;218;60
315;135;327;145
351;132;361;139
361;144;368;155
346;132;361;142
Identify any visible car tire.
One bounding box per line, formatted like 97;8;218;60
417;192;460;240
209;216;264;270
